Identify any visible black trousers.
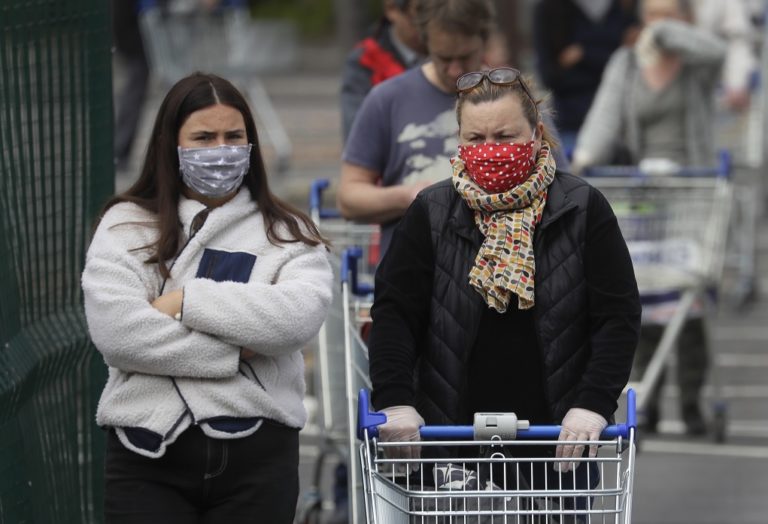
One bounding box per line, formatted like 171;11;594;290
104;421;299;523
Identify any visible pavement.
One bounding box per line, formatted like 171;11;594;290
114;40;768;524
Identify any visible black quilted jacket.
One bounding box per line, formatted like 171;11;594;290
369;172;640;425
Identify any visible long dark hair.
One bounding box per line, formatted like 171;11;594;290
102;73;325;278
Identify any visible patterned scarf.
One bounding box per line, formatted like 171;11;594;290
451;141;557;312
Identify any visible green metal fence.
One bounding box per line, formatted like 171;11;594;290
0;0;113;522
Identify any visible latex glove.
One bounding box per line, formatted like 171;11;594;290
379;406;424;468
555;408;607;473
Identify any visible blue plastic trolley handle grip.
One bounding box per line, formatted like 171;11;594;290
717;150;732;178
357;388;637;440
309;179;341;219
341;248;374;296
309;179;328;211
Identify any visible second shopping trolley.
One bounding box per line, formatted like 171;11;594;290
584;161;734;439
300;182;380;523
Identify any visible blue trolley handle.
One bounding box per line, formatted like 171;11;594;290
341;248;374;296
583;150;731;179
309;179;342;219
357;388;636;441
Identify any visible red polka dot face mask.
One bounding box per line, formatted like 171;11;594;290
458;130;537;193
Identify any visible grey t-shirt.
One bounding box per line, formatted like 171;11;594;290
343;67;458;256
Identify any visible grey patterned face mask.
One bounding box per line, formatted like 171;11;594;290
178;144;252;198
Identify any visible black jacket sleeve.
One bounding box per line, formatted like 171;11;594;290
369;197;434;411
575;186;641;419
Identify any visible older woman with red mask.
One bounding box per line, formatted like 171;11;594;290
367;68;640;499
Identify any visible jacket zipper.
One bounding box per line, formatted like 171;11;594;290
162;208;210;420
159;208;209;295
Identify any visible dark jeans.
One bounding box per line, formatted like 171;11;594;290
104;421;299;523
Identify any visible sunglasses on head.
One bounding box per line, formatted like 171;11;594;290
456;67;537;112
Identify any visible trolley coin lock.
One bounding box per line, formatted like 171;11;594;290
473;413;530;440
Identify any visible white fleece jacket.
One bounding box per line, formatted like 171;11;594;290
82;189;332;457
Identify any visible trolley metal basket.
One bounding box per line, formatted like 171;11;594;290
357;389;637;524
583;163;734;439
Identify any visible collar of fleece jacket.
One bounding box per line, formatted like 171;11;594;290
177;189;256;244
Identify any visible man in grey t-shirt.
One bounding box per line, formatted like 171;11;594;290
342;67;459;255
338;0;495;257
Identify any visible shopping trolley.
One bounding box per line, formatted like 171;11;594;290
298;248;374;524
300;179;380;522
583;161;734;440
137;0;295;172
308;180;379;441
357;389;637;524
339;249;379;524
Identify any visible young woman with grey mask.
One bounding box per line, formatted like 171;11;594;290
82;73;333;522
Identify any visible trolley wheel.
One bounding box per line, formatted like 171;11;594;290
712;401;728;443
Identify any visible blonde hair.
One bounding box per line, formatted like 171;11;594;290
456;74;559;149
